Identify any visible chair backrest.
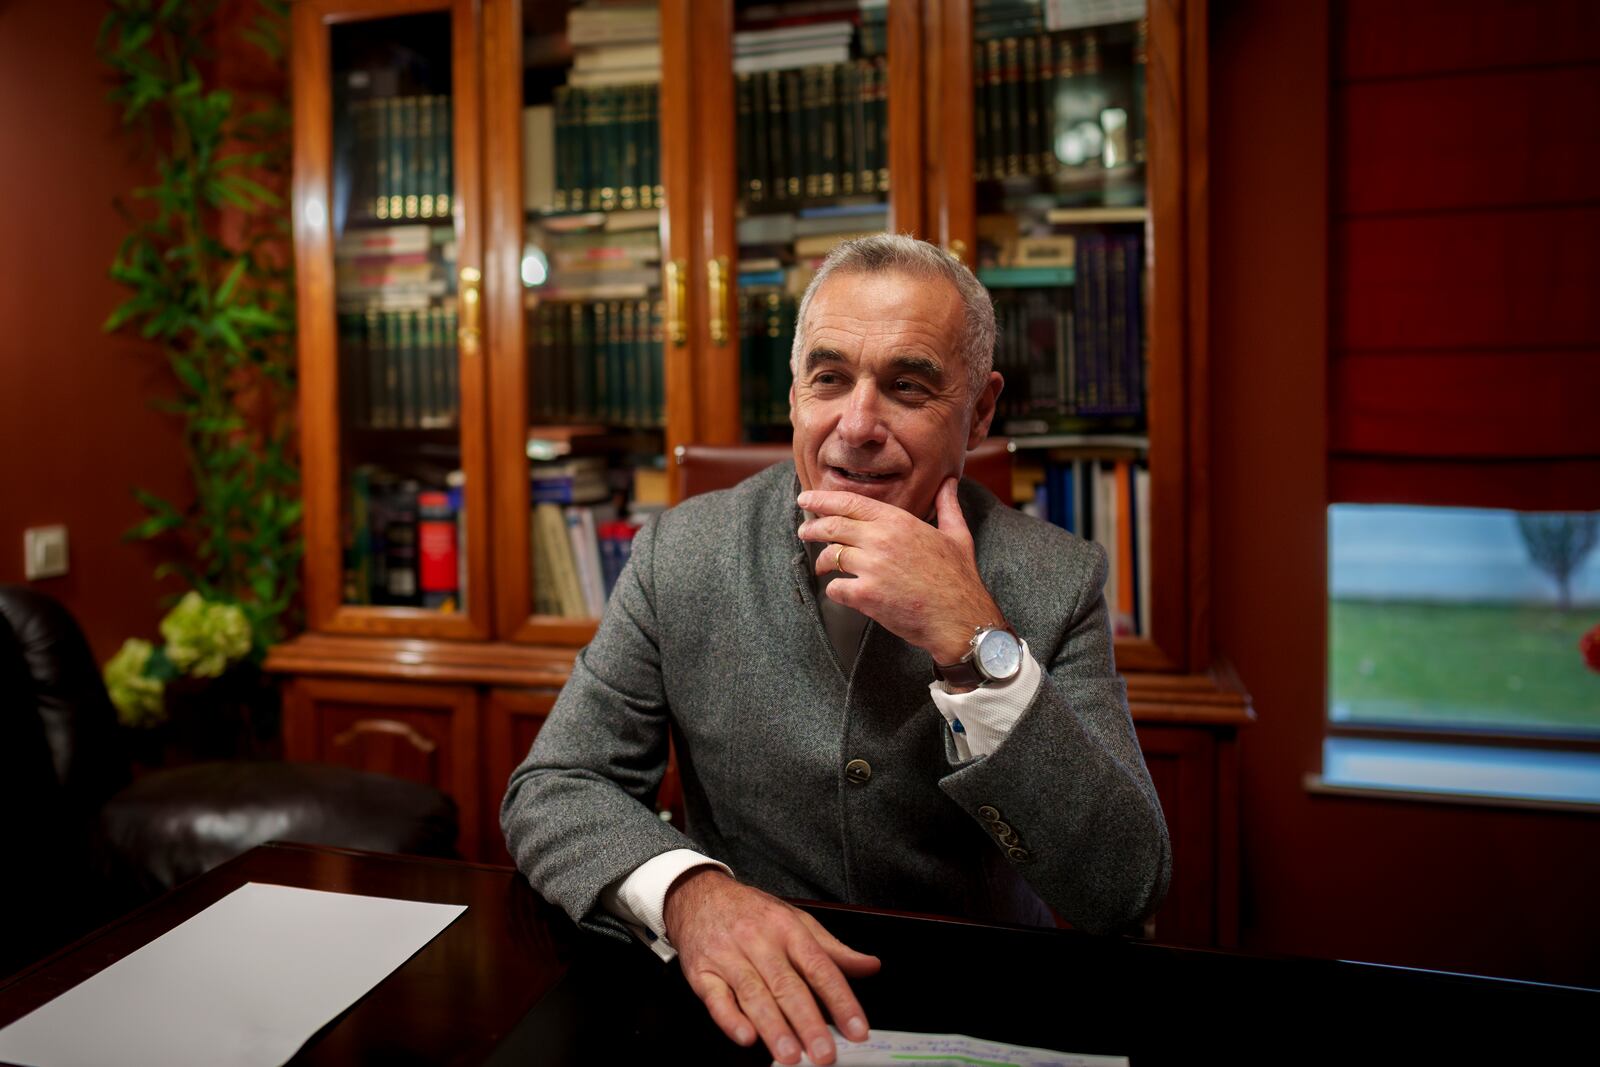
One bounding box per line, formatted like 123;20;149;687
0;586;132;806
675;437;1015;503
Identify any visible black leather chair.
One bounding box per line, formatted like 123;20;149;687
0;585;458;977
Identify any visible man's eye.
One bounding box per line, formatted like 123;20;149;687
893;379;927;395
813;372;842;386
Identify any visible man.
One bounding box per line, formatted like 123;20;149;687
502;234;1170;1066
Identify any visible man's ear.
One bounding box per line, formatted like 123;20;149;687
788;379;797;426
966;371;1004;450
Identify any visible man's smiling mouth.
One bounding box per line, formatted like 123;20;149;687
831;466;897;483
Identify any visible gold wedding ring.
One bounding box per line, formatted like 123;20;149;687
834;544;849;574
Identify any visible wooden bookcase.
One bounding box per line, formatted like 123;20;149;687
269;0;1250;949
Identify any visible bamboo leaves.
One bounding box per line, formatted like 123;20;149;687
99;0;299;655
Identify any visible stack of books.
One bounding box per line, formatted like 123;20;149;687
335;224;453;308
344;469;466;611
734;19;853;74
568;2;660;86
528;456;641;618
534;213;661;299
520;3;662;215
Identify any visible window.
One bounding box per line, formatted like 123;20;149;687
1329;504;1600;734
1315;504;1600;807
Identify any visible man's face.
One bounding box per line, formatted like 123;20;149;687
789;270;1001;518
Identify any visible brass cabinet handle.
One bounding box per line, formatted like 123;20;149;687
457;267;482;357
946;239;969;265
707;255;729;346
664;258;688;347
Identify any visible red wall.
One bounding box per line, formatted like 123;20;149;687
1213;0;1600;987
0;0;189;660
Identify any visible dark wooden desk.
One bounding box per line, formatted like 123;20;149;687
1;844;1592;1065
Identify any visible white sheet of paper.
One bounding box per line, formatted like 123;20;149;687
0;882;466;1067
790;1027;1129;1067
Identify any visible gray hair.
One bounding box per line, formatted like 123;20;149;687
789;233;997;402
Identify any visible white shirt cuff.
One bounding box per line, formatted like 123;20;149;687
927;640;1043;761
599;849;731;962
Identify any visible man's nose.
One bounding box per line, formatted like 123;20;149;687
837;379;889;446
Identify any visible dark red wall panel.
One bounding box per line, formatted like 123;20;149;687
1337;67;1600;215
1330;456;1600;511
1331;349;1600;458
0;0;190;660
1216;0;1600;989
1338;0;1600;80
1334;209;1600;352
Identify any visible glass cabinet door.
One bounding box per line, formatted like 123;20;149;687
929;0;1160;649
294;0;490;639
709;0;924;447
484;0;672;643
939;0;1196;670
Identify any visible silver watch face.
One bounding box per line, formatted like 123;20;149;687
975;628;1022;681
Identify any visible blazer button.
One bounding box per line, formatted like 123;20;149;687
1007;846;1032;863
844;758;872;785
978;805;1000;821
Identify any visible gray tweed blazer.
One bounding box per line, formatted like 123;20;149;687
501;461;1170;940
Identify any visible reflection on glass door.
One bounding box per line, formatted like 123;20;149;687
331;13;467;613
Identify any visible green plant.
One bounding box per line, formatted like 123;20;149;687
105;593;254;728
98;0;299;655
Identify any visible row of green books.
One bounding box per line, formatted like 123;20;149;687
549;84;662;214
740;290;798;430
347;95;454;222
338;307;460;431
736;58;889;208
528;298;665;428
974;25;1146;185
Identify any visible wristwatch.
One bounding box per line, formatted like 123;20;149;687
933;624;1023;688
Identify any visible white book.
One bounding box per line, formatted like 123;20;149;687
565;506;608;616
732;45;851;74
568;7;660;46
336;225;433;257
734;19;854;47
566;66;661;88
522;105;555;213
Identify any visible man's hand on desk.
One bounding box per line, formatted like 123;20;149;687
663;867;879;1066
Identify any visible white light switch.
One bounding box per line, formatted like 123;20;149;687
24;525;69;580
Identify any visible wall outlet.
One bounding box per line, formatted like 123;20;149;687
24;525;69;580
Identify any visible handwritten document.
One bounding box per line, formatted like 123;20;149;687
0;882;465;1067
791;1028;1129;1067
